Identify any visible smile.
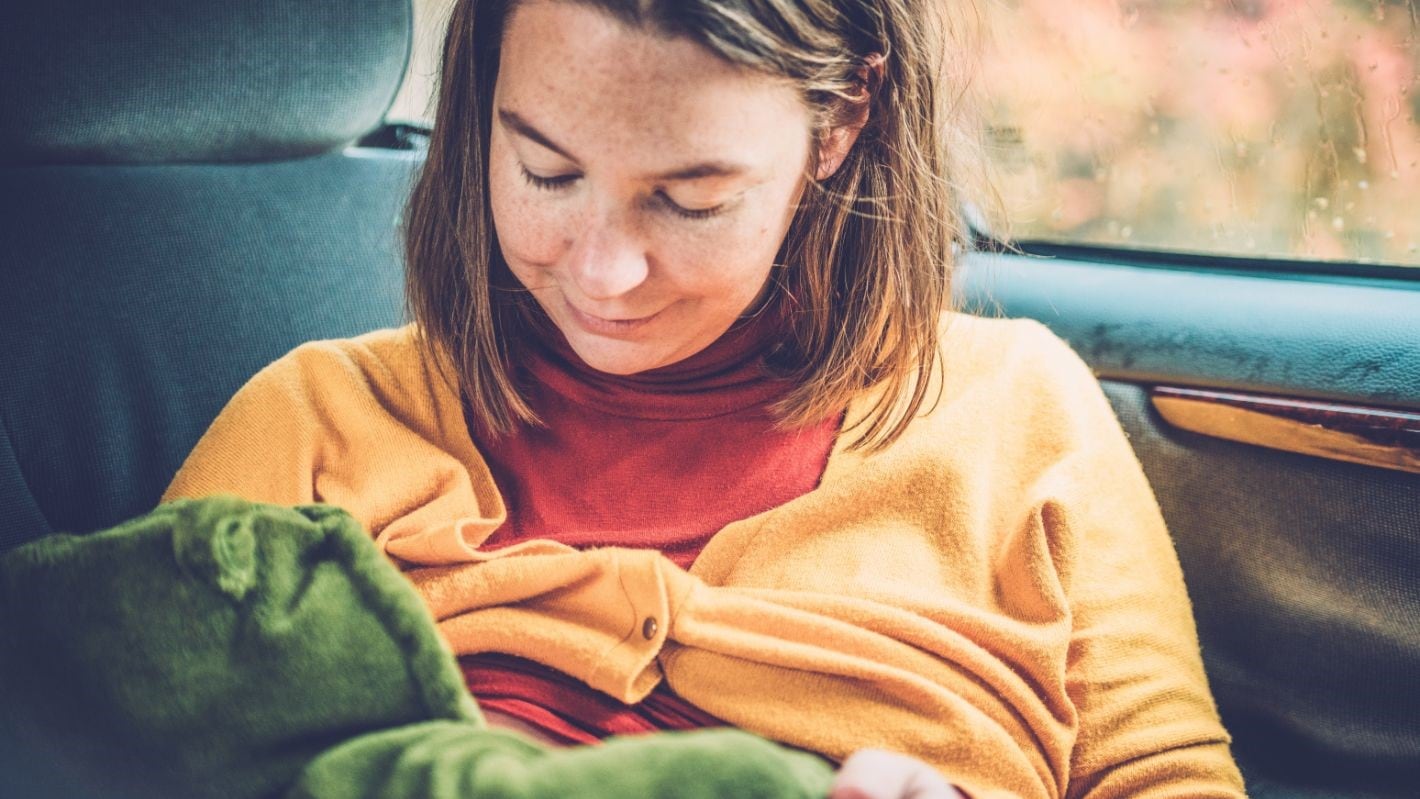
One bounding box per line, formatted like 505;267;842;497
564;298;663;337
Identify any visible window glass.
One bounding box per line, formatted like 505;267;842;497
387;0;456;123
981;0;1420;266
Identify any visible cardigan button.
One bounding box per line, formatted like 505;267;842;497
642;616;659;640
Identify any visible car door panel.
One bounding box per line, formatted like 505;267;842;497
960;250;1420;797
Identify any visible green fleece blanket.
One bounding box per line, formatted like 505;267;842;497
0;496;833;799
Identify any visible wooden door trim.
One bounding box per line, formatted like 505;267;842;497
1150;387;1420;475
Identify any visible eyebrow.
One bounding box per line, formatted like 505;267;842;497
497;108;752;182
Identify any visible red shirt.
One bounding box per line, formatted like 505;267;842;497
461;308;841;744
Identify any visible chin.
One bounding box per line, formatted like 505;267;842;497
564;336;680;376
582;359;653;376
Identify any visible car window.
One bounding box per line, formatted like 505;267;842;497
387;0;456;123
979;0;1420;267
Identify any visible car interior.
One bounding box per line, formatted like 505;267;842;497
2;0;1417;797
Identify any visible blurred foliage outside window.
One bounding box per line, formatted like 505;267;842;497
981;0;1420;266
388;0;1420;268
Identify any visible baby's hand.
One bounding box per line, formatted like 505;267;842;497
830;749;964;799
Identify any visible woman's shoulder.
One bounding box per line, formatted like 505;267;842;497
881;310;1127;460
250;324;426;386
270;323;422;369
228;324;443;416
934;311;1102;404
839;312;1110;455
161;324;464;507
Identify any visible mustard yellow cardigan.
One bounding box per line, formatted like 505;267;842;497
162;314;1246;799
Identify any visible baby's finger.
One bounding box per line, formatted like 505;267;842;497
829;749;962;799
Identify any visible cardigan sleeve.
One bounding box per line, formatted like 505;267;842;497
1024;328;1246;799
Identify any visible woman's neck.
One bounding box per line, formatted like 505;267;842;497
522;299;792;421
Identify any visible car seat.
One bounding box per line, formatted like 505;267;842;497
0;0;419;551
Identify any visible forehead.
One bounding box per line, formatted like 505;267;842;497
495;1;811;165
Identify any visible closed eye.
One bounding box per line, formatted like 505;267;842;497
521;166;578;190
521;166;728;221
656;192;726;220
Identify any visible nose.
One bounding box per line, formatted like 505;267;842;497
564;208;650;302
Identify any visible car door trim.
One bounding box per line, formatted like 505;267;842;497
1151;386;1420;475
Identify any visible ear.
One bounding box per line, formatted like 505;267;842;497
814;53;886;181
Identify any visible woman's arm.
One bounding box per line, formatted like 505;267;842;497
1024;330;1246;799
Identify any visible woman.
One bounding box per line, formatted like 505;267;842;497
164;0;1247;797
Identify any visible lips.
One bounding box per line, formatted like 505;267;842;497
564;297;663;337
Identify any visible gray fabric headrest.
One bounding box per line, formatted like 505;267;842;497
0;0;413;165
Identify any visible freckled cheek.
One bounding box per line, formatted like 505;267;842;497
502;207;570;272
659;222;778;302
490;172;571;271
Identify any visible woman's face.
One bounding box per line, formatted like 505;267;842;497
489;1;814;375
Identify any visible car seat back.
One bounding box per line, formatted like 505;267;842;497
0;0;420;548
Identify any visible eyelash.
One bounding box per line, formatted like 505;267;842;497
520;168;577;192
519;167;726;221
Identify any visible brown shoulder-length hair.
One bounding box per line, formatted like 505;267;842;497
404;0;993;452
